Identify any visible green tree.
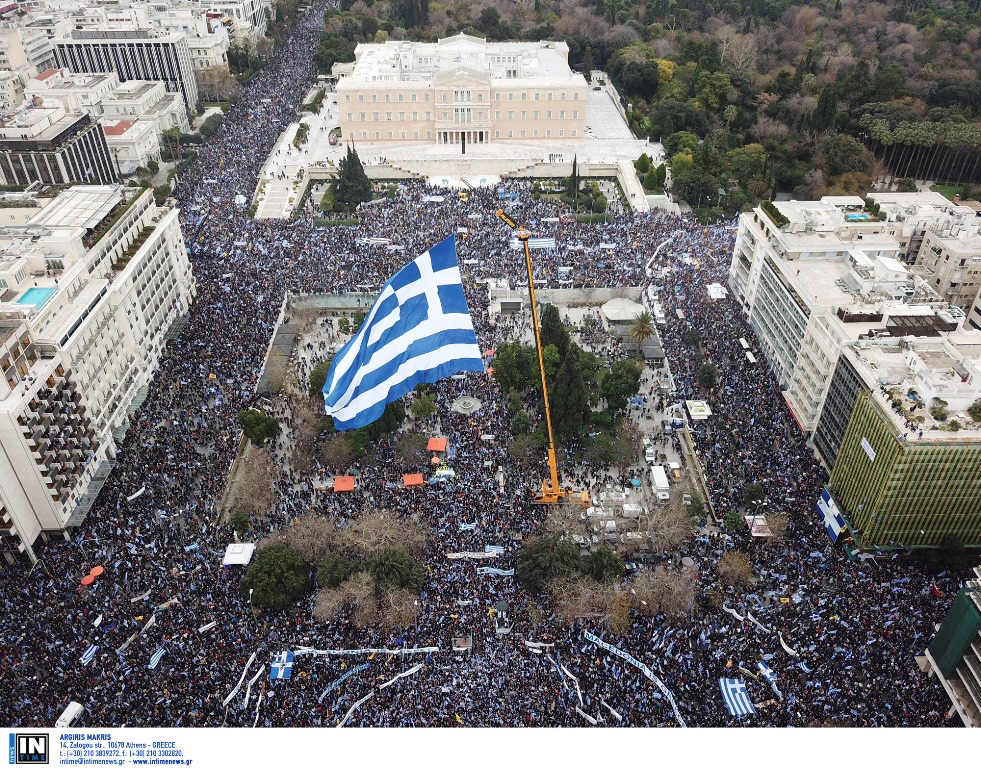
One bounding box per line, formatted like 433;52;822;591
230;509;250;534
237;409;280;445
309;358;333;398
515;534;583;594
820;134;873;177
629;312;655;345
695;361;717;390
724;509;745;532
643;167;660;190
634;153;652;174
369;548;425;593
582;46;593;83
550;349;590;441
742;482;766;506
241;543;311;609
330;146;372;211
540;303;570;358
511;410;532;435
198;113;224;139
583;546;625;583
317;552;362;588
411;394;437;419
492;342;538;394
601;359;643;412
810;85;838;132
566;155;580;199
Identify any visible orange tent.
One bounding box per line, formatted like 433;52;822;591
403;474;424;487
333;476;355;492
427;437;448;452
80;574;95;586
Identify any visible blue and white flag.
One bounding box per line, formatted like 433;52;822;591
458;522;478;531
322;236;483;430
80;644;98;666
509;237;557;250
816;488;847;543
719;678;755;717
148;647;166;669
484;544;505;555
757;661;776;683
476;567;514;576
269;650;295;680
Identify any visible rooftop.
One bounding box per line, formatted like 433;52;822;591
844;336;981;440
340;34;586;89
24;185;123;231
101;119;137;136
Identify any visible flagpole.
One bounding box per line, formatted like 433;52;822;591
495;209;563;504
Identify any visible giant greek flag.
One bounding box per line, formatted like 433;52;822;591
322;235;484;430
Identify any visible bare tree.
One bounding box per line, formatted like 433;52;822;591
335;510;429;558
312;571;380;628
631;566;696;622
194;67;240;102
751;115;790;142
379;588;421;630
646;500;694;554
764;513;789;544
277;513;336;565
395;432;428;467
549;576;609;625
718;551;755;590
227;446;277;519
321;434;358;472
291;396;320;475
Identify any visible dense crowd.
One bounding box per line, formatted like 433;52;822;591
0;1;966;729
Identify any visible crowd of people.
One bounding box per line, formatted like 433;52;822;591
0;0;968;729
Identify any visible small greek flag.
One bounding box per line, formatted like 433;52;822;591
509;237;557;250
148;647;166;669
322;236;484;430
80;644;98;666
484;544;505;555
757;661;776;683
270;650;295;680
357;237;392;246
458;522;478;531
719;678;755;717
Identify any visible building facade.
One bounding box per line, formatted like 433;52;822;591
101;118;160;172
333;34;589;145
52;29;198;111
0;103;118;186
925;571;981;728
101;79;190;135
816;337;981;551
728;196;952;433
24;69;121;117
0;185;195;563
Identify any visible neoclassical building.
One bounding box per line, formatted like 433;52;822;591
332;34;589;146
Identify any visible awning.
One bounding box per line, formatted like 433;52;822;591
333;476;355;492
222;542;255;566
427;437;448;452
403;474;424;487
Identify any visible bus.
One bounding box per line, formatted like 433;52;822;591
56;701;85;728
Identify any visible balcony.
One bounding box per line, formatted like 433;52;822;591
112;226;156;272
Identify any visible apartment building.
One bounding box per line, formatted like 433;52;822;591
0;185;195;563
333;34;589;145
52;29;198;111
0;102;118;186
813;334;981;551
198;0;269;46
728;196;953;432
0;24;55;79
101;79;189;135
101;117;159;172
925;568;981;727
0;68;23;112
24;68;120;117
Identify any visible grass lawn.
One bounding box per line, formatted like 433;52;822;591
930;183;977;201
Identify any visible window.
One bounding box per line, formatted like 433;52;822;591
412;112;418;120
398;94;403;102
508;93;513;101
534;92;540;101
547;92;552;100
358;94;364;102
508;111;514;120
520;129;526;137
533;129;538;137
375;131;380;139
521;111;526;120
560;110;565;119
560;92;565;100
386;112;392;120
546;111;551;119
373;112;379;121
495;111;501;119
495;130;500;137
372;94;377;102
359;112;365;121
533;111;538;119
559;129;564;137
508;130;513;138
521;92;527;100
385;94;390;102
572;110;579;119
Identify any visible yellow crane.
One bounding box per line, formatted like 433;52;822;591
495;208;589;506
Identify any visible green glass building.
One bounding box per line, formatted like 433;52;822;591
829;391;981;550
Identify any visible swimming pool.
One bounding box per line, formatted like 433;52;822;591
16;286;57;309
845;213;871;221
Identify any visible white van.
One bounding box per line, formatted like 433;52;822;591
56;701;85;728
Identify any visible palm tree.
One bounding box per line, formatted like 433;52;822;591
629;312;655;346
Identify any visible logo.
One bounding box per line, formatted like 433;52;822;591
9;734;48;764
